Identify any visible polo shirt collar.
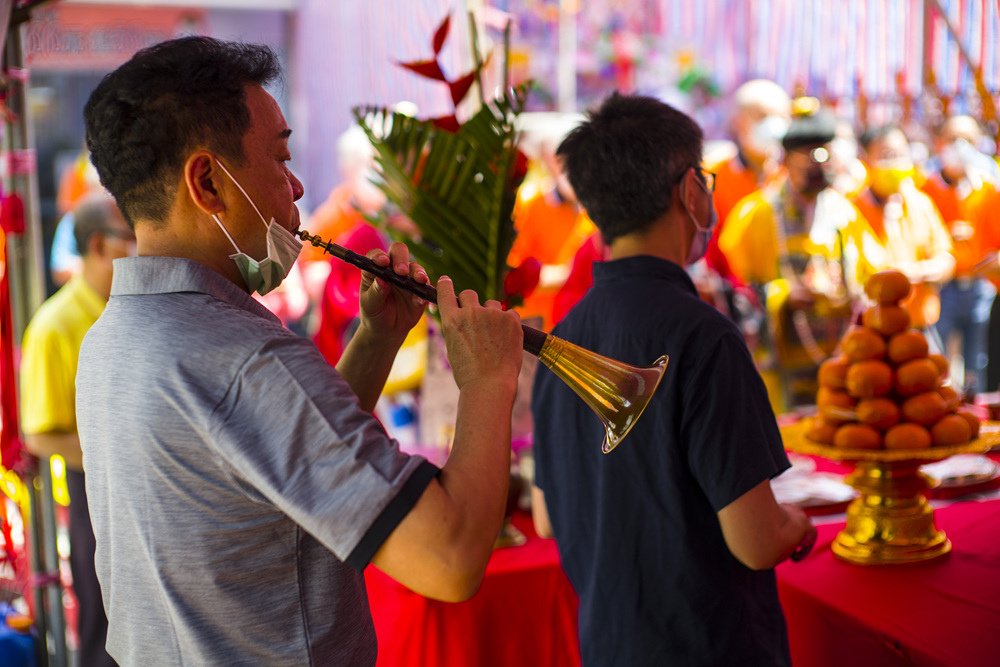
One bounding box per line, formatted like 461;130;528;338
593;254;697;296
110;256;280;324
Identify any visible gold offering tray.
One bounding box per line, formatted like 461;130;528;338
780;419;1000;565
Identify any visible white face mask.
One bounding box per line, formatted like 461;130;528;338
685;175;717;266
211;160;302;295
748;115;789;158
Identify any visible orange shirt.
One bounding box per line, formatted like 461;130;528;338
507;187;595;330
851;188;954;327
303;184;367;264
921;173;994;277
971;188;1000;287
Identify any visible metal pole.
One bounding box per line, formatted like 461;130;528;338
3;15;66;667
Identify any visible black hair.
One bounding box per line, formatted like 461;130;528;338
859;124;903;151
83;36;280;226
556;93;702;244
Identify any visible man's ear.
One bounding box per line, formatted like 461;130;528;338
183;151;224;215
679;167;697;213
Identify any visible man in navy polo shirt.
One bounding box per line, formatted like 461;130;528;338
530;93;816;666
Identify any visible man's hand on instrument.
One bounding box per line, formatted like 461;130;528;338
359;242;429;341
435;276;523;392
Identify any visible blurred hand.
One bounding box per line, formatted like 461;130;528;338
358;242;428;341
781;503;817;562
435;276;524;391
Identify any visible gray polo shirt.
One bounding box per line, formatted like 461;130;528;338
76;256;437;666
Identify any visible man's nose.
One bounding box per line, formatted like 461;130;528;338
290;171;305;202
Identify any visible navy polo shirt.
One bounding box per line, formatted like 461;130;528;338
532;255;791;667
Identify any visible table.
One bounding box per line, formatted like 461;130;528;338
777;497;1000;667
365;512;581;667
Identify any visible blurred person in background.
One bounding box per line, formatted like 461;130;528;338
20;192;135;667
852;125;955;344
506;114;594;331
702;79;791;312
50;150;104;286
719;104;874;412
921;115;997;396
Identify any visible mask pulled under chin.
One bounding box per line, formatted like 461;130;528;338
212;159;303;296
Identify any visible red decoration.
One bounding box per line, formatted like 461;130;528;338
397;14;483;114
503;257;541;302
0;193;25;235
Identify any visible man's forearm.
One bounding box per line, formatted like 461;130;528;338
335;321;406;413
24;432;84;471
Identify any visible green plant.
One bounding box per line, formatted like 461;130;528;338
352;13;534;306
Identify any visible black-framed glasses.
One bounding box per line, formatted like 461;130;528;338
677;166;716;193
697;167;716;193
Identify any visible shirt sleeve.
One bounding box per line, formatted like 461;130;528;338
20;320;77;435
680;326;790;512
208;334;438;570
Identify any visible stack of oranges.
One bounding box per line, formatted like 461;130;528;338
808;270;981;450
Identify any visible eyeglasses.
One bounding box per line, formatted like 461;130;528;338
674;166;717;194
698;167;717;194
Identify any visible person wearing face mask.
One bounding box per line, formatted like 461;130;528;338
74;37;525;665
701;80;791;321
853;125;955;338
19;192;134;667
920;115;997;397
529;94;815;667
718;105;876;412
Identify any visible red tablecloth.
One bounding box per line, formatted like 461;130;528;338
777;498;1000;667
365;512;581;667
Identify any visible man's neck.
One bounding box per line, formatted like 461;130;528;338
608;213;688;266
80;260;111;301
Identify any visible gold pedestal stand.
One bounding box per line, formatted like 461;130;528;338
780;420;1000;565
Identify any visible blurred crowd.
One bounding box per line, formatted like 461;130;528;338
51;78;1000;419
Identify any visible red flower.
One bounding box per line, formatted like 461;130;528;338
504;257;541;301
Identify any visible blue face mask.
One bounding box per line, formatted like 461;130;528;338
685;177;717;265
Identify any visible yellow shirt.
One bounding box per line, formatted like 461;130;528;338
20;275;105;435
718;185;880;292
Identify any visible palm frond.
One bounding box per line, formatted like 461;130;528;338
352;84;526;303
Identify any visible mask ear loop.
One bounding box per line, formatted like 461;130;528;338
683;168;710;233
211;213;242;254
215;159;270;229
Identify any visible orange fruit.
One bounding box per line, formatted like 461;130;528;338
862;304;911;336
846;360;893;398
841;326;887;362
937;385;961;412
856;397;901;430
884;423;933;449
834;423;882;449
864;269;912;304
806;418;838;444
895;358;941;397
956;407;981;439
930;414;973;446
928;353;950;378
887;330;929;364
817;387;858;424
901;391;948;426
818;356;851;389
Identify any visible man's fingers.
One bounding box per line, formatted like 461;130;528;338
436;276;458;319
483;299;503;310
458;289;481;308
